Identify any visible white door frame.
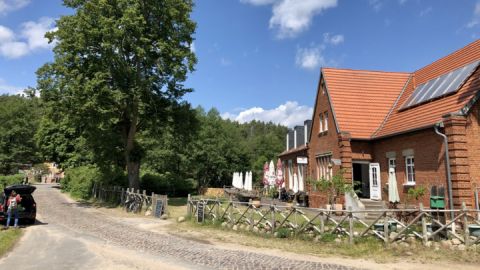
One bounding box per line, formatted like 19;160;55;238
369;163;381;200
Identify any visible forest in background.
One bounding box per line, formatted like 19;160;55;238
0;94;286;197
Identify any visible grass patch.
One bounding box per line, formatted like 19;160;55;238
171;218;480;265
0;229;23;257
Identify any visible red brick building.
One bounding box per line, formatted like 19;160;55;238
286;40;480;210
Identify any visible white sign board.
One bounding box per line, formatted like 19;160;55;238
331;158;341;165
297;157;308;164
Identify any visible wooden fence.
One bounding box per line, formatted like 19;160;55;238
92;183;168;217
188;196;480;247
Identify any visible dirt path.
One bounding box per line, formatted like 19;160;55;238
1;184;477;270
0;184;357;269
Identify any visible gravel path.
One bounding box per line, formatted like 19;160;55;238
14;185;363;270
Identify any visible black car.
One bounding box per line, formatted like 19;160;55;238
0;184;37;225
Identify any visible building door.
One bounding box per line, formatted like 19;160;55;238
369;163;381;200
353;162;369;198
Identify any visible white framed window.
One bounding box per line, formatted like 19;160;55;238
405;156;415;184
388;158;396;172
316;155;332;180
319;114;324;133
324;112;328;131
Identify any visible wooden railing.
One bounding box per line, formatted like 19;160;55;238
92;183;168;217
188;196;480;246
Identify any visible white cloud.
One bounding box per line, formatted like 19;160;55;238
220;57;232;66
369;0;382;12
0;78;25;94
0;17;55;58
190;42;195;53
323;33;344;45
398;0;407;5
419;6;432;17
270;0;338;38
241;0;338;38
21;17;56;50
222;101;313;127
0;25;14;41
0;0;29;15
240;0;277;5
467;2;480;28
296;44;325;70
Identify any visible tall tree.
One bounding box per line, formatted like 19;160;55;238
0;94;42;174
37;0;196;188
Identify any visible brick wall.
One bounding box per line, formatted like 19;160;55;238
466;101;480;203
308;77;342;178
369;129;446;207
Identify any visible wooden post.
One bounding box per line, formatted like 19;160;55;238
420;203;428;245
320;212;325;234
383;212;389;247
249;199;254;231
348;206;354;245
187;194;191;215
228;199;233;224
271;204;276;233
215;198;220;221
463;202;470;247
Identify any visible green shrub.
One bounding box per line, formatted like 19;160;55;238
61;166;101;199
0;174;25;188
62;166;126;199
141;171;196;196
276;228;290;238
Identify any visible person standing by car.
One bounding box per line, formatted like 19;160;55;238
6;190;21;228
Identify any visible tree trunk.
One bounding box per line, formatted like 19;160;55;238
125;101;140;189
127;157;140;190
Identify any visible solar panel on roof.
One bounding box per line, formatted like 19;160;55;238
401;60;480;110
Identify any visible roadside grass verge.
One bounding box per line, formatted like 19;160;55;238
170;216;480;265
0;229;23;257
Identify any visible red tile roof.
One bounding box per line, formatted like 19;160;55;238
322;39;480;140
323;68;410;139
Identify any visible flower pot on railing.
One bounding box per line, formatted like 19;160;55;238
251;200;261;208
334;203;343;216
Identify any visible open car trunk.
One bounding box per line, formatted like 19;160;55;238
1;185;36;221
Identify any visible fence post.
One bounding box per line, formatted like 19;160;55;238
228;199;233;224
187;194;191;216
320;212;325;234
420;203;428;245
271;203;276;233
383;212;389;247
249;199;254;231
348;206;353;245
463;202;470;247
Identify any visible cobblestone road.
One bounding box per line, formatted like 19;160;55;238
19;185;363;270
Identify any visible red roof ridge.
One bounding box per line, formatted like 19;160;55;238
414;39;480;74
322;66;411;75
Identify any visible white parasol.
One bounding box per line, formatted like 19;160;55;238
388;168;400;203
293;172;299;193
268;160;276;186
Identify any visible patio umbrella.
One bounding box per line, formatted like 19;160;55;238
244;172;250;191
388;168;400;203
232;172;236;188
275;159;284;188
263;162;269;186
293;172;299;193
239;172;244;189
248;171;253;191
268;160;276;186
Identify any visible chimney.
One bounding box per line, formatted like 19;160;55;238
294;125;304;148
304;120;312;145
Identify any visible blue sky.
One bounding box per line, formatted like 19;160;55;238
0;0;479;127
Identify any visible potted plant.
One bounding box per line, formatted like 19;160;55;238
312;169;353;214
